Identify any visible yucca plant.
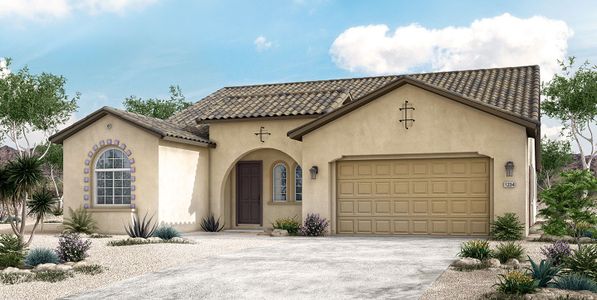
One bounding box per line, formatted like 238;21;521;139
125;213;158;238
200;214;225;232
63;206;98;234
527;256;560;287
27;189;57;234
563;244;597;280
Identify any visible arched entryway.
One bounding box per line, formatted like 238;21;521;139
221;148;303;229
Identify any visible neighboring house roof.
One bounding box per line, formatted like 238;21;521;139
0;145;18;166
169;65;540;128
49;107;215;147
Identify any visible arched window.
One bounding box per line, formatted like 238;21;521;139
294;165;302;202
95;148;132;205
273;163;287;202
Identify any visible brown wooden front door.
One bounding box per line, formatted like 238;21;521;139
236;161;262;225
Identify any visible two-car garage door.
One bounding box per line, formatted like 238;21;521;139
336;157;490;236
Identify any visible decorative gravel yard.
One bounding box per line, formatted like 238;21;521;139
0;234;280;300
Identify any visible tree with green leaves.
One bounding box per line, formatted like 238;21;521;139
0;58;79;159
539;138;573;190
123;85;191;119
42;143;63;203
540;169;597;248
542;57;597;171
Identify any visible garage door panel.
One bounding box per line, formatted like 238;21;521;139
337;157;490;236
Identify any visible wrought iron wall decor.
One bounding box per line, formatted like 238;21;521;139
254;126;271;143
398;100;415;129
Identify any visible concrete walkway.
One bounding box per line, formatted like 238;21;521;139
67;235;465;300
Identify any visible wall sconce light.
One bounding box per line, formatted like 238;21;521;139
505;161;514;177
309;166;319;179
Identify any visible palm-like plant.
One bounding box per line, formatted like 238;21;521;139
27;189;57;237
4;156;44;245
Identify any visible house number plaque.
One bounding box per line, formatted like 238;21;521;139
503;181;516;188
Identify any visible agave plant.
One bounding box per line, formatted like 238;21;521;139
27;189;57;229
125;212;158;238
527;256;560;287
200;214;224;232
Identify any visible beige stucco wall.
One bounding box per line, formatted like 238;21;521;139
62;115;160;234
300;84;531;234
225;149;302;229
207;118;312;228
158;140;209;232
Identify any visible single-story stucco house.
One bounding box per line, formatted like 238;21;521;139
49;65;541;236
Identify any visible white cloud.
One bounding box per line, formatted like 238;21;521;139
330;13;573;80
0;0;156;20
541;123;566;140
254;35;273;52
2;114;78;149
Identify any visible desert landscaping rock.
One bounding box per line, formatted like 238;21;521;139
486;258;501;268
1;267;32;275
270;229;288;237
55;265;74;272
523;288;596;300
452;257;482;268
73;261;89;268
505;258;521;269
170;237;185;243
147;237;162;243
34;263;58;272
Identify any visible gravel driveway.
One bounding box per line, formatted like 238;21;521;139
67;234;465;300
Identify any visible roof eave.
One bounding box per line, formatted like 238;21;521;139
287;76;540;141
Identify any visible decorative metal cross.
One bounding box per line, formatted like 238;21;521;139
398;100;415;129
254;126;271;143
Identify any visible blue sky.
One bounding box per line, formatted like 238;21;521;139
0;0;596;134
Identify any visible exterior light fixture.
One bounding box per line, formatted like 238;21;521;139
505;161;514;177
309;166;319;179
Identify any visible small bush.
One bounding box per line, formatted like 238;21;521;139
541;240;572;266
24;248;60;266
74;264;105;275
552;274;597;292
495;270;538;294
153;226;181;240
491;213;524;241
300;213;329;237
200;214;225;232
35;270;73;282
63;207;97;234
527;256;560;287
0;234;25;268
564;244;597;280
0;272;34;285
493;242;525;263
459;240;492;261
125;213;158;238
56;233;91;262
272;217;300;235
88;233;112;239
542;219;569;236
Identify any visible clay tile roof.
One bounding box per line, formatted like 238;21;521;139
49;107;213;146
169;65;540;127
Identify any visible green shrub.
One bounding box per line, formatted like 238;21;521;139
74;264;105;275
0;272;34;284
491;213;524;240
552;274;597;292
153;226;181;240
35;270;73;282
542;219;569;236
459;240;492;260
527;256;560;287
24;248;60;266
493;242;525;263
0;234;25;268
495;271;538;294
63;207;97;234
564;244;597;280
200;214;225;232
272;217;300;235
